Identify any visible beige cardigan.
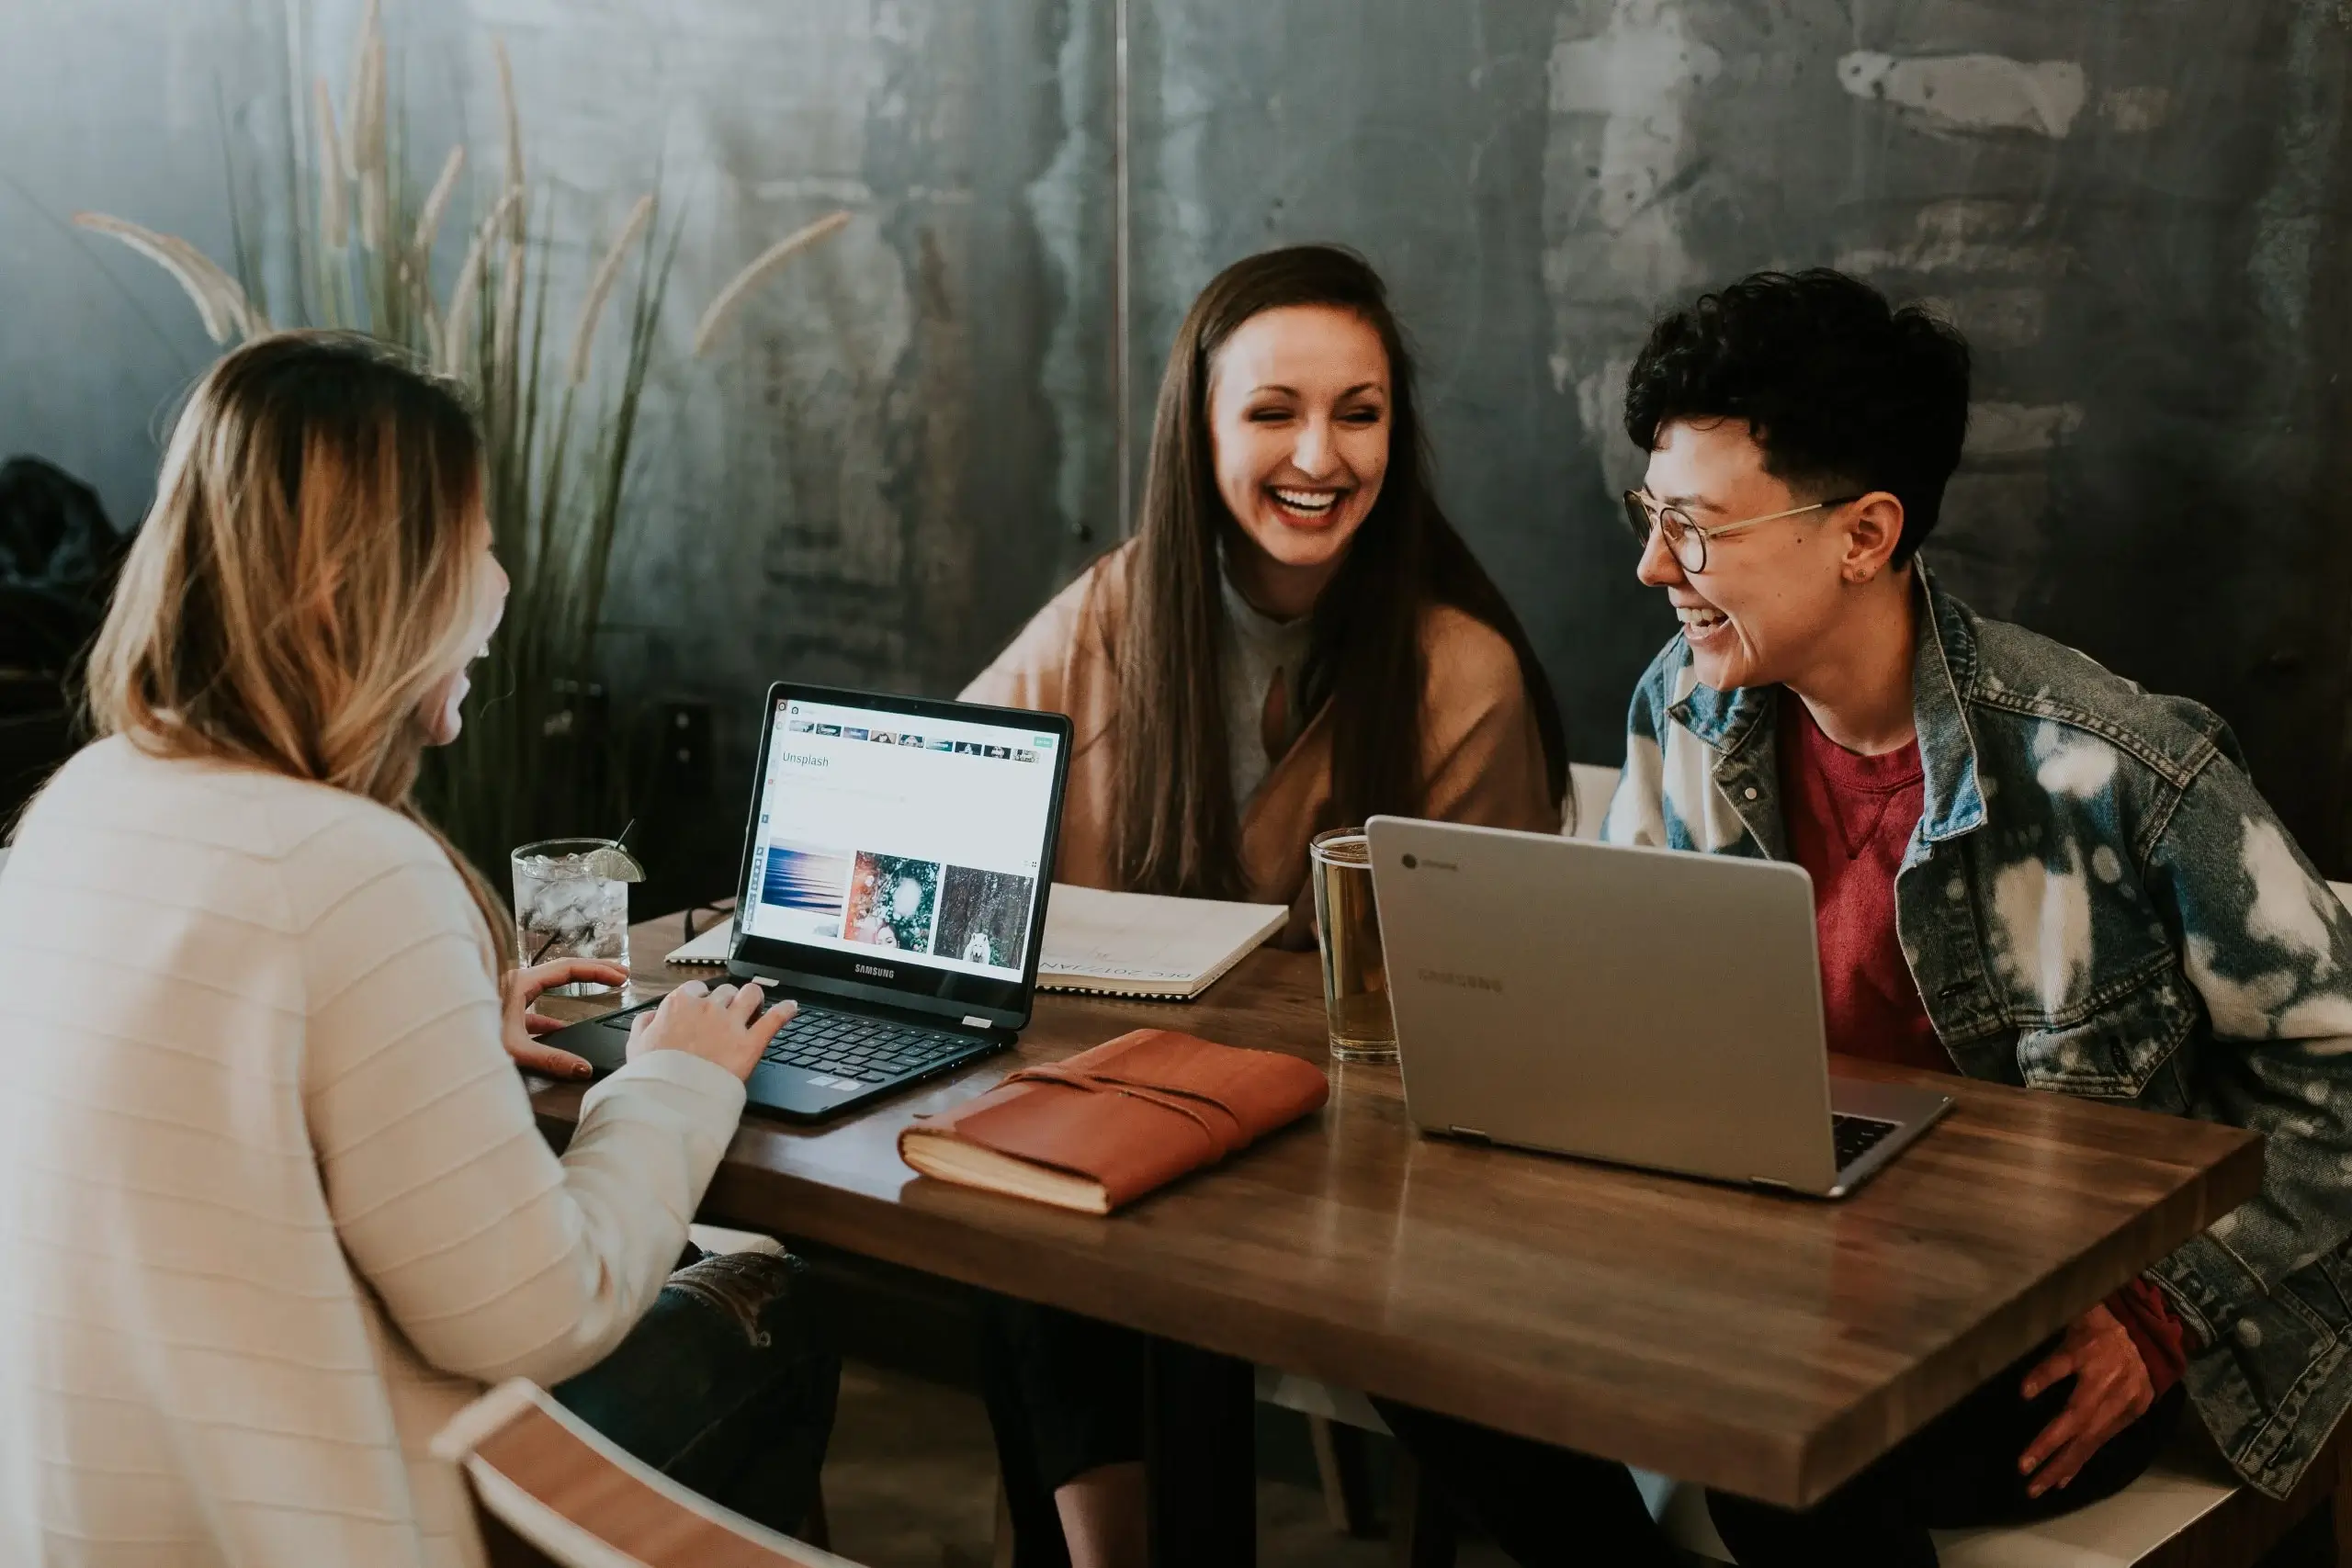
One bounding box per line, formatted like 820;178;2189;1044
0;738;746;1568
964;543;1560;942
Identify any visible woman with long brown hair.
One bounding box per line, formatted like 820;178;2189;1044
966;243;1566;942
0;333;835;1567
964;245;1566;1567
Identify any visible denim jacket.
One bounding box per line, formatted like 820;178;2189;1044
1602;566;2352;1498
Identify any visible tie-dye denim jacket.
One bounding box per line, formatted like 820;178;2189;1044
1601;566;2352;1499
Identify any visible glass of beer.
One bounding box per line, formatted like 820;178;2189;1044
1310;828;1396;1062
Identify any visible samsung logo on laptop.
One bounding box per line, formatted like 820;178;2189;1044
854;963;896;980
1419;968;1503;994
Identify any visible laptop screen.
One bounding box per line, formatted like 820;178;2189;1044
737;694;1064;997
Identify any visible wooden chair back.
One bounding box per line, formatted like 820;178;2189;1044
433;1379;860;1568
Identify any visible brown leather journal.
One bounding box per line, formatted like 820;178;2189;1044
897;1028;1329;1213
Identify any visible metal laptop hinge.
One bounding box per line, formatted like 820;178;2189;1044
1448;1126;1493;1145
1748;1176;1795;1192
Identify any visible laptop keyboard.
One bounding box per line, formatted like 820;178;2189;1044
1833;1112;1900;1169
597;990;978;1085
758;1004;975;1083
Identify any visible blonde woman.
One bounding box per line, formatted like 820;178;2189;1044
0;333;835;1567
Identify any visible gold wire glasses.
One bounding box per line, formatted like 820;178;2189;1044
1621;491;1862;573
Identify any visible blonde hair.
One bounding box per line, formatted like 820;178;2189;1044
86;331;515;968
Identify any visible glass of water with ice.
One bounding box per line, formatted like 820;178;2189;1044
511;838;639;994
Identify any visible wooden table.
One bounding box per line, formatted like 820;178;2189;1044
533;910;2261;1542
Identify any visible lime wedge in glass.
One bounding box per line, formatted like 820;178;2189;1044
583;843;647;883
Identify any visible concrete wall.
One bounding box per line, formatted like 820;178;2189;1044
1131;0;2352;867
0;0;288;532
8;0;2352;867
3;0;1115;885
447;0;1117;703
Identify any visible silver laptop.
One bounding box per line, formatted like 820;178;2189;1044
1365;817;1951;1198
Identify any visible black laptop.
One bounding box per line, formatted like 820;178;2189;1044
543;682;1073;1122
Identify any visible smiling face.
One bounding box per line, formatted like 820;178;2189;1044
1205;304;1391;615
1636;418;1885;693
418;515;510;746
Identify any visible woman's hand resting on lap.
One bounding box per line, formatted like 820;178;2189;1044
628;979;798;1081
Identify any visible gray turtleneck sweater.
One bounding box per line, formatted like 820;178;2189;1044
1218;570;1315;811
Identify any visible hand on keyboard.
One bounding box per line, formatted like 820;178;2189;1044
628;979;798;1082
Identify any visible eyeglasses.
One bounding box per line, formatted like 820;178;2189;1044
1621;490;1862;574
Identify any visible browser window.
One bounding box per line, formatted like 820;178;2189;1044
741;697;1060;978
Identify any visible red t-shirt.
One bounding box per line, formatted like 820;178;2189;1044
1777;690;1945;1073
1778;690;2186;1392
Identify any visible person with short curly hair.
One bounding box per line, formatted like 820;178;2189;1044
1374;269;2352;1566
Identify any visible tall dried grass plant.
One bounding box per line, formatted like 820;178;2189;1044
74;0;846;874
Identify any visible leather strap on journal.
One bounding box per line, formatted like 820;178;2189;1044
899;1029;1331;1211
1001;1061;1247;1158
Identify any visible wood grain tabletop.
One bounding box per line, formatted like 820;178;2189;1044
527;908;2262;1506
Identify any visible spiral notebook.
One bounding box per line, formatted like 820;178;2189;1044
666;885;1286;1001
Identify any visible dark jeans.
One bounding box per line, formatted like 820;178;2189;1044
1373;1399;1688;1568
551;1247;840;1537
1376;1337;2186;1568
977;1295;1147;1568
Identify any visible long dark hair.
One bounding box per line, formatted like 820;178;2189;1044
1113;244;1566;897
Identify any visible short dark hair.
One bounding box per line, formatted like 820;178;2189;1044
1623;269;1971;565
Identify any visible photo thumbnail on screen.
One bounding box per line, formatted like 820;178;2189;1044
932;866;1037;969
754;842;854;942
843;852;942;952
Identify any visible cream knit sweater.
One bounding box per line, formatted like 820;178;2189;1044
0;738;747;1567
